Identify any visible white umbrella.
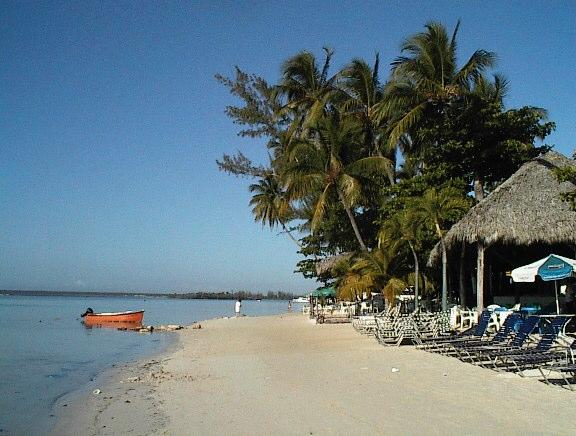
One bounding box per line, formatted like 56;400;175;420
511;254;576;314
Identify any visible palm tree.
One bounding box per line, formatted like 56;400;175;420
284;112;392;251
332;255;370;302
249;174;302;247
278;48;339;140
379;210;423;310
411;186;470;310
351;246;409;306
465;73;509;200
377;21;496;154
339;55;395;183
333;248;386;296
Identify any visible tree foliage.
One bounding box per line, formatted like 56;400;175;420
555;151;576;210
216;21;556;307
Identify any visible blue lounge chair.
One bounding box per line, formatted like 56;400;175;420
489;315;572;372
451;312;523;360
538;348;576;391
417;309;492;352
461;315;541;366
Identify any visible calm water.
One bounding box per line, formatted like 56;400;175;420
0;295;292;435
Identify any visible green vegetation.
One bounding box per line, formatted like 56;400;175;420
217;21;555;309
555;151;576;210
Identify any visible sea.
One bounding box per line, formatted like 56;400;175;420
0;294;294;435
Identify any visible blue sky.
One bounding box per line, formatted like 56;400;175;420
1;1;574;293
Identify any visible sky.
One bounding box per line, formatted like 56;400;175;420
1;1;575;294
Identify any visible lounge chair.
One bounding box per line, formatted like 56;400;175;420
487;315;572;372
459;315;541;366
413;310;452;340
449;312;523;360
504;334;576;377
375;313;420;346
352;315;378;335
416;309;492;352
538;344;576;390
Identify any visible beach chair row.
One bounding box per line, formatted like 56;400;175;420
352;315;378;335
372;310;452;346
418;310;576;391
352;304;398;335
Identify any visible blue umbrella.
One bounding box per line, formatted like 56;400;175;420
511;254;576;314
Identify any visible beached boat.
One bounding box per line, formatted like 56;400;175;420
81;309;144;324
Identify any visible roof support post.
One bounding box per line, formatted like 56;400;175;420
459;241;466;308
476;241;485;311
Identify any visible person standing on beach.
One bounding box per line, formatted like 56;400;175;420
235;299;242;317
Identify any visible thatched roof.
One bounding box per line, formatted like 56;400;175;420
315;252;353;275
428;151;576;266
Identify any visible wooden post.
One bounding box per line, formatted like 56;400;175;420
459;241;466;308
476;241;485;311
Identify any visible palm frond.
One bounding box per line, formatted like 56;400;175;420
383;277;408;304
346;156;394;180
453;49;497;87
387;101;427;148
337;174;361;207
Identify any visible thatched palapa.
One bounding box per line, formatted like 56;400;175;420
428;151;576;309
315;252;353;276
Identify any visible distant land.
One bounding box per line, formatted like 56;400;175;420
0;290;298;300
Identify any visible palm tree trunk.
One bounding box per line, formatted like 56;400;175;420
379;147;397;186
280;222;303;248
459;241;466;308
408;241;419;311
435;222;448;311
441;242;448;311
374;148;396;185
474;174;485;201
337;190;368;251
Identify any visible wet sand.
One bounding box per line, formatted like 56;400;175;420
52;313;576;435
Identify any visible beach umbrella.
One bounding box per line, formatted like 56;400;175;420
511;254;576;314
309;286;336;316
311;286;336;298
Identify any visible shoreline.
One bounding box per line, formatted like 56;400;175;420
53;313;576;435
49;328;182;435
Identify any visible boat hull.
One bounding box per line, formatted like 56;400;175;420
83;311;144;324
292;297;309;303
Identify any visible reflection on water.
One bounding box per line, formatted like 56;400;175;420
82;320;143;330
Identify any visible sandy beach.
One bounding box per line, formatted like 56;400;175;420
53;313;576;435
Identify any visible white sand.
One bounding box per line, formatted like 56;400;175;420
52;314;576;435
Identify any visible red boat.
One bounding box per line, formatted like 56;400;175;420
81;308;144;325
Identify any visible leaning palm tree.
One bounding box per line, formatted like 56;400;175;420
284;112;392;251
410;186;471;310
249;174;302;248
377;21;496;153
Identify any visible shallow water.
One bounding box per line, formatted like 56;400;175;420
0;295;291;435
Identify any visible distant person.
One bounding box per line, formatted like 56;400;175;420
288;300;292;312
235;299;242;317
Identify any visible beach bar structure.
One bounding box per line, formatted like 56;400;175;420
428;151;576;311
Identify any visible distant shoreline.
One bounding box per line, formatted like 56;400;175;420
0;289;295;300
